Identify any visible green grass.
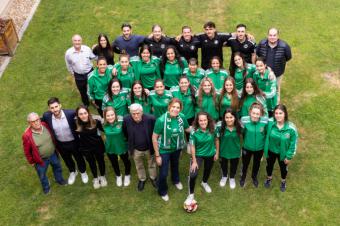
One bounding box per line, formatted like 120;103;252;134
0;0;339;225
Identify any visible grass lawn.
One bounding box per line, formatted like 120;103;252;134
0;0;339;225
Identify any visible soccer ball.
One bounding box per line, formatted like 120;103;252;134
183;199;198;213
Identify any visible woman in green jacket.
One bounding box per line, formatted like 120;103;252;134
216;108;242;189
205;56;229;92
185;111;219;205
264;104;298;192
160;46;188;89
148;79;173;118
130;80;151;114
196;77;219;121
183;58;206;91
103;107;131;187
130;45;161;90
170;76;196;125
253;57;277;117
231;52;256;97
240;102;268;188
218;77;239;119
114;54;135;89
239;78;268;118
102;78;130;118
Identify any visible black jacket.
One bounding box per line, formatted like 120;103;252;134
256;39;292;77
122;114;156;154
42;109;78;142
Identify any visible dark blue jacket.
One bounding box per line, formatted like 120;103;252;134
122;114;155;154
112;35;145;57
256;39;292;77
42;109;78;142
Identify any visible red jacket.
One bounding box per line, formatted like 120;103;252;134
22;122;57;166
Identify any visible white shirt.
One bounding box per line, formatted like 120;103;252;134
52;110;74;142
65;45;96;75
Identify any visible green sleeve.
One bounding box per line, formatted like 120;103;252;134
153;117;163;135
189;130;196;146
286;124;298;160
264;72;277;99
87;77;95;100
264;119;274;158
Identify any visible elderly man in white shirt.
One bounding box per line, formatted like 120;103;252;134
65;34;96;106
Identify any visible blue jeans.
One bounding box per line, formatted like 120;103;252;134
35;152;64;193
158;149;181;196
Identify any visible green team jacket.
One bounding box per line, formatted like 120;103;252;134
239;94;268;118
170;86;195;120
216;121;241;159
148;89;173;118
241;116;268;151
234;64;256;97
206;69;229;92
102;88;131;117
129;56;161;89
252;69;277;111
103;119;128;155
87;66;113;100
264;118;298;160
195;92;220;121
183;67;206;91
162;57;188;88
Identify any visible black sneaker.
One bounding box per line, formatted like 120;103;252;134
264;178;272;188
43;188;50;194
57;180;67;186
280;181;286;192
137;180;145;191
252;178;259;188
239;179;245;188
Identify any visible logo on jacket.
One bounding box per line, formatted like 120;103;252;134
190;45;195;50
243;44;248;48
214;40;219;45
161;44;165;49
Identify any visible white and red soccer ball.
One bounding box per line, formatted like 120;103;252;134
183;199;198;213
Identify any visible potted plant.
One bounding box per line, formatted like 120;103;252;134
0;18;19;56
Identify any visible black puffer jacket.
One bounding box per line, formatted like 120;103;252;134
256;39;292;77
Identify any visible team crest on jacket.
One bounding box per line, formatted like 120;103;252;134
285;133;290;138
244;44;248;48
180;44;184;47
260;127;264;132
214;40;219;44
190;45;195;50
161;44;165;49
121;96;125;100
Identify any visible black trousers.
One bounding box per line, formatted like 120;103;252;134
220;157;239;178
75;79;90;106
241;149;263;180
107;152;131;176
94;99;103;116
188;156;214;194
266;151;288;179
82;149;105;178
57;140;86;173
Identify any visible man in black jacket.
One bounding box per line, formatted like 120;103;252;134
256;28;292;102
122;103;157;191
42;97;88;185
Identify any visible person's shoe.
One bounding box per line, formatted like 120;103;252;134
43;188;50;194
229;178;236;189
124;175;131;187
150;178;158;188
99;176;108;187
116;176;123;187
264;178;272;188
184;194;194;205
239;179;245;188
80;172;89;184
280;181;286;192
57;180;67;186
68;171;78;185
219;176;228;187
93;178;100;189
175;182;183;190
201;182;212;193
252;178;259;188
161;194;169;202
137;180;145;191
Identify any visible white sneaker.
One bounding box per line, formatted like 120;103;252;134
68;171;78;185
93;178;100;189
175;182;183;190
99;176;108;187
161;194;169;202
219;176;228;187
201;182;212;193
184;194;194;205
124;175;131;187
80;172;89;184
229;178;236;189
116;176;123;187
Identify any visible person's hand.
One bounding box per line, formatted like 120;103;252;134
112;68;118;76
144;88;150;95
148;33;153;39
246;33;255;41
91;100;99;109
284;159;290;165
214;153;219;161
156;156;162;166
190;160;198;173
175;35;182;42
91;44;98;50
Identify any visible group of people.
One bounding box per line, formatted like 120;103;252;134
23;21;298;206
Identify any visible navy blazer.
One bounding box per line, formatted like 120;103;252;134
122;114;155;154
42;109;78;142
